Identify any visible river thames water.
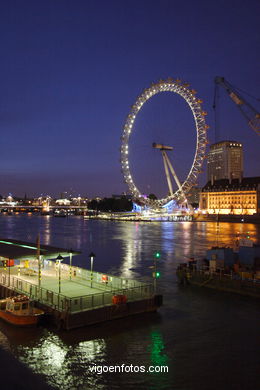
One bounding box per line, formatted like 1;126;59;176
0;215;259;390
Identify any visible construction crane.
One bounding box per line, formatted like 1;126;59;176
214;76;260;136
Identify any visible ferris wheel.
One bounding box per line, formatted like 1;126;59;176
120;78;209;207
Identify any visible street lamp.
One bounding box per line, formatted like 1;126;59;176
153;251;161;294
69;249;73;281
56;254;64;294
88;252;96;288
36;234;41;289
8;258;11;287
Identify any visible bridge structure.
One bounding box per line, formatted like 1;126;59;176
0;204;88;214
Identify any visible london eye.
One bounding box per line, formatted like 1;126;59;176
120;78;208;208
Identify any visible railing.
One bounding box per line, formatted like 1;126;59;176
29;259;145;290
194;266;260;282
67;284;154;313
188;267;260;289
0;271;154;313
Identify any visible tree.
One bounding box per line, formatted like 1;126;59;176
148;193;157;200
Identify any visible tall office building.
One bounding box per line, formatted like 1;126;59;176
207;141;243;182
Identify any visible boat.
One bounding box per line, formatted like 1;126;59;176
0;295;44;326
176;241;260;298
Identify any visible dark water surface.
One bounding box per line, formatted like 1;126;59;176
0;215;259;390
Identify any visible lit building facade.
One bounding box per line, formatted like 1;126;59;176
207;141;243;181
200;177;260;215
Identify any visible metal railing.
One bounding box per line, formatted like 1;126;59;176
66;284;154;313
29;259;146;290
0;270;154;313
193;266;260;282
187;267;260;291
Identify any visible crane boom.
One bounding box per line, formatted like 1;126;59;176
214;76;260;135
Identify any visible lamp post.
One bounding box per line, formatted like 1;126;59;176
8;259;11;287
88;252;96;288
69;249;73;281
153;251;161;294
36;234;41;289
56;254;64;294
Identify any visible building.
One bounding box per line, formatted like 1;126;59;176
187;186;201;206
112;194;132;200
199;177;260;215
207;141;243;182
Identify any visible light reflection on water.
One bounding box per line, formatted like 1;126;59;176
0;215;259;390
9;327;107;390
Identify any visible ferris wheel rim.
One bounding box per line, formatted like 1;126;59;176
120;78;208;207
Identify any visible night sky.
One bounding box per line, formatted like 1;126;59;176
1;0;259;198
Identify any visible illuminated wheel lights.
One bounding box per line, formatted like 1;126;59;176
121;78;208;207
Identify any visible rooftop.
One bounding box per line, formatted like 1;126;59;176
210;140;242;148
202;177;260;192
0;238;80;261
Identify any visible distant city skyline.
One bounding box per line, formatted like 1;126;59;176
0;0;259;198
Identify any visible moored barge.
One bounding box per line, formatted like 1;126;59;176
177;242;260;298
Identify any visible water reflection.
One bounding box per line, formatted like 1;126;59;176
146;330;170;390
120;237;141;278
0;315;169;390
203;222;259;248
110;220;260;282
2;215;16;237
119;222;143;278
148;330;168;367
0;330;9;351
13;330;106;390
160;222;175;259
41;215;51;246
77;339;106;362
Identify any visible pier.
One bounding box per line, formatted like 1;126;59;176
0;239;162;329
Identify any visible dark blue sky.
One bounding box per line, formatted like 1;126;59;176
1;0;259;198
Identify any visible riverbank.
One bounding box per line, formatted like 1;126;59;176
193;213;260;223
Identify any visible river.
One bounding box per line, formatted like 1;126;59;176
0;215;259;390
